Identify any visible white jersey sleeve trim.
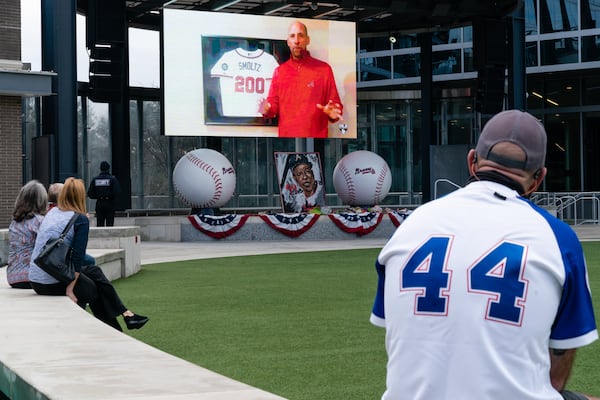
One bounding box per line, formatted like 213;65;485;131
549;329;598;350
370;314;385;328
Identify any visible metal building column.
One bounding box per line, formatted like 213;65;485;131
508;5;527;110
109;27;131;211
418;32;433;203
40;0;78;182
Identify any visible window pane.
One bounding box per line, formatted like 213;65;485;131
129;101;142;209
129;28;160;88
375;103;409;194
582;0;600;29
464;48;474;72
359;36;390;52
392;33;418;49
142;101;170;208
582;35;600;61
540;38;578;65
359;55;393;81
541;0;578;33
86;101;111;181
432;50;461;75
432;28;462;45
445;99;474;145
583;75;600;105
525;0;538;35
463;26;473;42
546;78;578;107
527;76;545;109
583;111;600;190
393;53;420;78
544;112;580;191
526;41;539;66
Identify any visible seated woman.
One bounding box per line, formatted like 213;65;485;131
29;177;149;331
8;180;47;289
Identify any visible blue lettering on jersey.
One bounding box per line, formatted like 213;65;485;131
399;236;528;325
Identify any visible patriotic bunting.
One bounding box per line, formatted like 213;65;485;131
388;210;411;227
259;213;320;237
188;210;409;239
327;212;383;236
187;214;250;239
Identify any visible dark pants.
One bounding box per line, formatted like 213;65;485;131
95;199;115;227
561;391;590;400
10;282;32;289
31;264;127;331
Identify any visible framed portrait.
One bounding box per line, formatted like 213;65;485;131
202;36;288;126
275;152;326;213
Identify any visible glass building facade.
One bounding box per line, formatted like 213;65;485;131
20;1;600;211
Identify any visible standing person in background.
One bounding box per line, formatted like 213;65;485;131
30;177;148;331
259;21;343;138
7;180;47;289
370;110;599;400
87;161;121;227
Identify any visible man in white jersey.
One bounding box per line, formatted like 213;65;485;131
210;47;279;117
370;109;599;400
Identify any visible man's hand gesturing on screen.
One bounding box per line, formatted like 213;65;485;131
317;100;342;122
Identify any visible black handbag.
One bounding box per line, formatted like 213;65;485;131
33;214;79;282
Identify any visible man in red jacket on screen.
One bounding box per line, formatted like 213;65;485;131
259;21;343;138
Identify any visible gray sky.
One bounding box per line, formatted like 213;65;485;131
21;0;160;88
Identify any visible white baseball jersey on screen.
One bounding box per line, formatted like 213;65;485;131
370;180;597;400
210;48;279;117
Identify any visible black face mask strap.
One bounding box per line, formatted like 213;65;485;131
467;170;527;196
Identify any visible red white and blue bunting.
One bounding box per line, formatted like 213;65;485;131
388;210;411;227
187;214;250;239
188;211;410;239
327;211;383;236
259;213;320;237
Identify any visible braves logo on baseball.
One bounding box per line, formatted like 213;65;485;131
333;150;392;206
355;167;376;175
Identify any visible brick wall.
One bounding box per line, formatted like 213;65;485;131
0;0;23;227
0;97;22;228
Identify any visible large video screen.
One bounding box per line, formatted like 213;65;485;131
162;9;356;138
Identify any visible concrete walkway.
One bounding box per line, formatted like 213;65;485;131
139;223;600;265
140;238;388;265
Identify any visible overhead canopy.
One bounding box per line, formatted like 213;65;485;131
77;0;522;33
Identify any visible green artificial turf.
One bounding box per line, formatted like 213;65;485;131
113;243;600;399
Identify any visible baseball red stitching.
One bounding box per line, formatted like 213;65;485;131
374;163;389;204
185;152;223;207
341;163;356;204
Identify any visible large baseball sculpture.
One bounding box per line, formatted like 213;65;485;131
172;149;236;208
333;150;392;206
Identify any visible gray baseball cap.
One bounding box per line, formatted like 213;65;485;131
475;109;547;171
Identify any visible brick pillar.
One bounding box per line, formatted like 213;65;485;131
0;0;23;227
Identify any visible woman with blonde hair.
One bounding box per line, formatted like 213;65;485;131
7;180;47;288
29;177;148;331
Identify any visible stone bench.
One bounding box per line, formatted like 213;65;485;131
0;226;141;280
0;267;286;400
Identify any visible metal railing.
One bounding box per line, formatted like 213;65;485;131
126;188;599;224
531;192;600;225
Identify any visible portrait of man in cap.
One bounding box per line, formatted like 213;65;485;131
275;152;326;213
